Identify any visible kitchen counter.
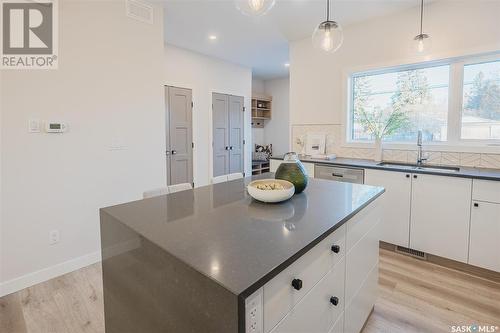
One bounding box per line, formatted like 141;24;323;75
100;175;384;333
270;155;500;181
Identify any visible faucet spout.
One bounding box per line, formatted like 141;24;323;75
416;130;427;165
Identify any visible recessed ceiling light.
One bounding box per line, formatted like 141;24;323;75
284;63;290;67
208;35;217;41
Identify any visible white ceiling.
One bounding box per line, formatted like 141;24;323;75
163;0;419;80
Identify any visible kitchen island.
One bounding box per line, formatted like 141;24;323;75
100;176;384;333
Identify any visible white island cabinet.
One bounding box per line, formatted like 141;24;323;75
258;200;381;333
469;180;500;272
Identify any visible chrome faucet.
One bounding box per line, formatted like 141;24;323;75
417;130;427;166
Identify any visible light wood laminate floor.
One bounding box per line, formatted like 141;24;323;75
1;249;499;333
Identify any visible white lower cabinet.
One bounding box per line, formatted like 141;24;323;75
366;169;474;264
410;174;472;263
364;169;411;247
469;201;500;272
261;200;381;333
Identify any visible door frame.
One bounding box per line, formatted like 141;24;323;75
164;85;194;186
209;90;246;180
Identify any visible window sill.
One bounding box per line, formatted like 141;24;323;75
342;141;500;154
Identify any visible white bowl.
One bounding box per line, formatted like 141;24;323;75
247;179;295;203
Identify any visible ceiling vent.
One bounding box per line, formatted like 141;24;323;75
126;0;154;25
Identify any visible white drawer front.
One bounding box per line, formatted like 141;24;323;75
346;200;381;253
270;258;345;333
328;313;344;333
473;179;500;203
344;264;378;333
264;225;346;333
345;220;379;305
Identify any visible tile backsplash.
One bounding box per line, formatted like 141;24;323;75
291;124;500;169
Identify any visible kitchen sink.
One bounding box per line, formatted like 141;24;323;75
377;162;460;173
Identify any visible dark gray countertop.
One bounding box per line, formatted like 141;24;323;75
270;156;500;181
101;175;384;297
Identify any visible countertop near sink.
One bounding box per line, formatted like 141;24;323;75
270;156;500;181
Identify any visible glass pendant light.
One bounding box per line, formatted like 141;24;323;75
235;0;276;17
312;0;343;53
413;0;432;54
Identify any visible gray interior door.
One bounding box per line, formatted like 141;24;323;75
229;95;244;174
166;86;193;186
212;93;229;177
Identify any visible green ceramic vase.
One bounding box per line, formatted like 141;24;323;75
275;152;308;194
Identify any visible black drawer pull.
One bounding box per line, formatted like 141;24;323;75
331;173;344;177
291;278;303;291
330;296;339;306
474;203;479;208
331;245;341;253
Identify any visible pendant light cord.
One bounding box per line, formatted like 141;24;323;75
326;0;330;21
419;0;424;35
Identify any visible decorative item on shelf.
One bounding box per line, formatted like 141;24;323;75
312;0;343;53
412;0;431;54
275;152;309;194
234;0;275;17
305;133;326;156
295;135;306;156
247;179;295;203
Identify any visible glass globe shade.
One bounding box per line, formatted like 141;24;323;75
235;0;276;17
413;34;432;55
312;21;343;53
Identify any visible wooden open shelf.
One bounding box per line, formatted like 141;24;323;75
252;161;271;175
251;95;272;128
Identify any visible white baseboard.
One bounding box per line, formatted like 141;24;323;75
0;251;102;297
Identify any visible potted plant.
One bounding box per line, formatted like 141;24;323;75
355;106;409;162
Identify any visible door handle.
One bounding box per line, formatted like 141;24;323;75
225;146;229;150
171;150;177;155
229;146;234;150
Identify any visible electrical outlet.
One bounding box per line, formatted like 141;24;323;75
49;230;60;245
245;288;263;333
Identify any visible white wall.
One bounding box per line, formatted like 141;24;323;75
290;1;500;126
1;0;165;295
262;78;290;156
164;45;252;185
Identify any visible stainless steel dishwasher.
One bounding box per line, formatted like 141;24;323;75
314;165;365;184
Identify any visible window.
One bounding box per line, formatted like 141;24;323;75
348;54;500;146
461;60;500;140
351;65;449;142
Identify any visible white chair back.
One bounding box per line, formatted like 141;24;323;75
143;187;169;199
212;175;228;184
227;172;243;181
168;183;192;194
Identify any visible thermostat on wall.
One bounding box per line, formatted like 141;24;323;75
45;122;68;133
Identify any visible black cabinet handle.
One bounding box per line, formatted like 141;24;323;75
406;174;410;178
171;150;177;155
331;245;341;253
291;278;303;291
474;203;479;208
229;146;234;150
330;296;339;306
225;146;229;150
413;175;418;179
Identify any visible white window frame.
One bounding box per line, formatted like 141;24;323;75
343;52;500;153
